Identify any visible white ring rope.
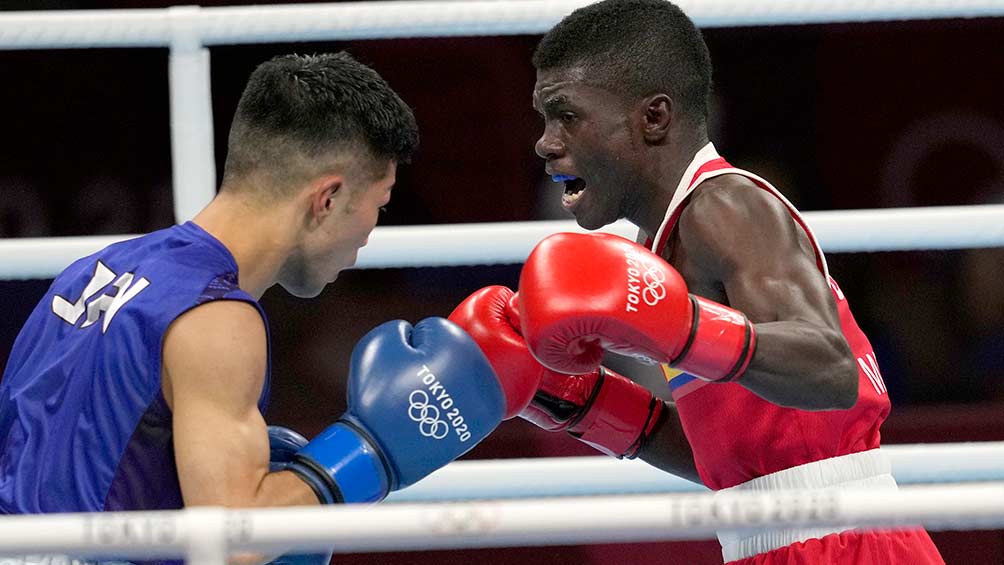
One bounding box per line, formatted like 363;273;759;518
2;1;1003;49
1;204;1002;280
0;484;1001;560
385;442;1004;502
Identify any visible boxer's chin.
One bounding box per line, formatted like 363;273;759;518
281;275;327;299
571;203;612;231
574;215;604;231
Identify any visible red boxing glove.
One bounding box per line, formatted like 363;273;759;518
518;233;756;383
448;286;540;419
449;286;662;458
531;364;664;459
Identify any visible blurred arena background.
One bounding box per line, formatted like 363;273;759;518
0;1;1001;563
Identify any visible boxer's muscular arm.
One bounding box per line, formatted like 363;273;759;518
676;177;857;410
162;301;319;508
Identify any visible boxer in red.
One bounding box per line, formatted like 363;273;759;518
450;0;945;563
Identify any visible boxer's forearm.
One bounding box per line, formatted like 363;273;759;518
637;401;703;484
738;321;858;411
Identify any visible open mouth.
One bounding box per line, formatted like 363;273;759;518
553;174;587;208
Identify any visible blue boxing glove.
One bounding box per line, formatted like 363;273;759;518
287;317;505;503
266;426;332;565
268;425;309;472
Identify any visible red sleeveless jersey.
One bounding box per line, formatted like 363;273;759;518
646;144;890;490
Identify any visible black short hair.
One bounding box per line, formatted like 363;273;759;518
533;0;712;124
223;52;419;192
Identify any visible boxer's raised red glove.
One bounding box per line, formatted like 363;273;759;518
449;285;662;458
518;233;756;383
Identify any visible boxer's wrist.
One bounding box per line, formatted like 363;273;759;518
292;421;391;504
672;295;757;383
568;367;664;458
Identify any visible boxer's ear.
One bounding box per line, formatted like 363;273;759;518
309;174;343;219
640;93;672;143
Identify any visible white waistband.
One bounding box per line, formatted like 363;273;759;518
716;449;898;563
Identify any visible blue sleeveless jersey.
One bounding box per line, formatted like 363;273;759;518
0;221;270;513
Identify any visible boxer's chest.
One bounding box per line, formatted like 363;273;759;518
661;232;730;306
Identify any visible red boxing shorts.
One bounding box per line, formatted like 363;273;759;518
716;450;944;564
730;528;943;565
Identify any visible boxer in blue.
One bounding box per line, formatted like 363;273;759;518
0;53;527;564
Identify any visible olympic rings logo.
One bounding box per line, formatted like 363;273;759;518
641;261;666;306
408;390;449;440
625;250;669;313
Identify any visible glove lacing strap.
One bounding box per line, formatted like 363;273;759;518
565;366;609;431
287;457;344;505
672;295;758;383
720;317;757;382
290;419;394;505
568;367;667;459
622;397;666;459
